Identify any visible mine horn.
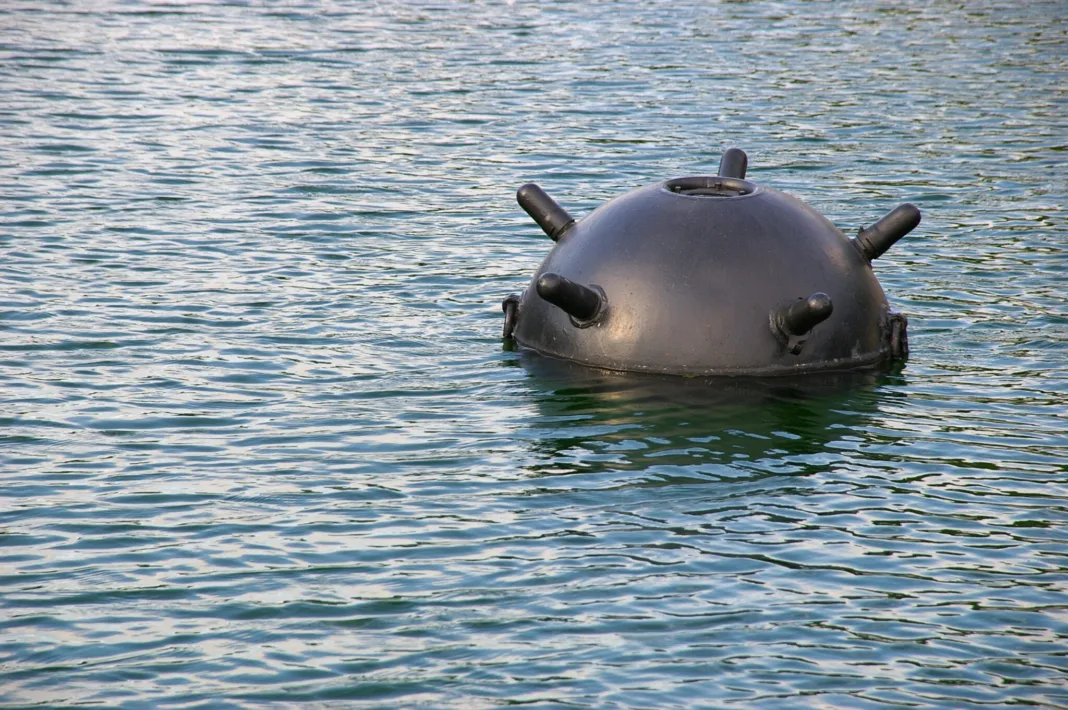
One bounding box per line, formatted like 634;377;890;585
853;204;921;261
517;184;575;241
717;148;748;179
535;273;605;325
771;292;834;354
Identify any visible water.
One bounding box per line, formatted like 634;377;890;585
1;1;1066;707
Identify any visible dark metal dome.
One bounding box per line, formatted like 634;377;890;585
501;148;919;377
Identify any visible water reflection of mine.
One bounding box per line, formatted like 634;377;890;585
514;352;902;482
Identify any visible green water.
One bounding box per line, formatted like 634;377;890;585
1;1;1066;708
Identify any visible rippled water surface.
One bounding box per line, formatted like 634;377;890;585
2;1;1067;708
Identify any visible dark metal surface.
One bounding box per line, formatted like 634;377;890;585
504;149;919;376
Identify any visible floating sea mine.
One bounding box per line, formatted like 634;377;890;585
501;148;920;376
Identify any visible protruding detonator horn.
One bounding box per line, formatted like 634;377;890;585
517;184;575;241
718;147;748;179
853;204;921;262
771;292;833;354
536;272;605;326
